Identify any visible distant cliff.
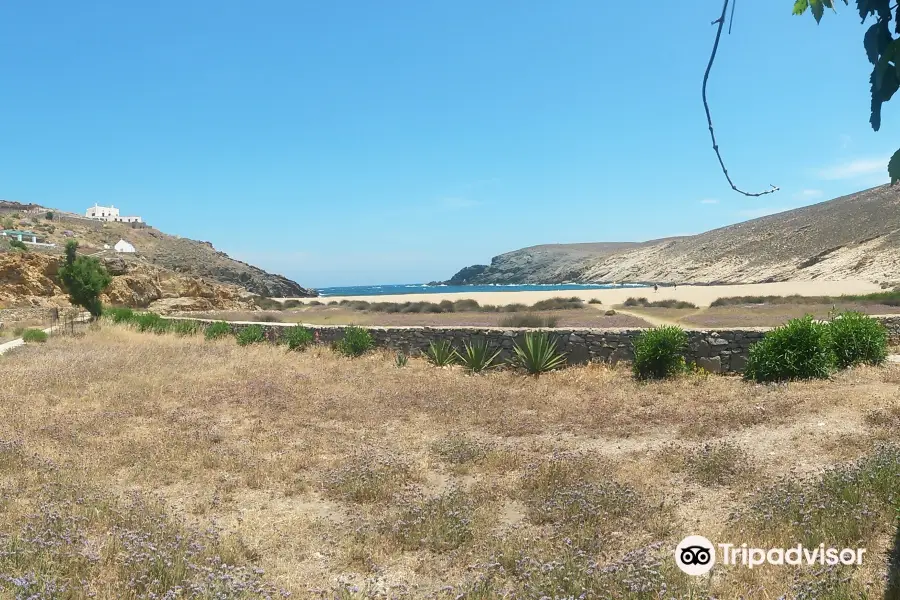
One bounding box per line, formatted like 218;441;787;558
445;184;900;286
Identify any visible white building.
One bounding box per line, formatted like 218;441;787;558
86;204;142;223
114;239;136;253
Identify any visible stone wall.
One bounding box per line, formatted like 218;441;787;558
163;314;900;375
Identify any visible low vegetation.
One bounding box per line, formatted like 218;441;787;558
455;339;502;373
204;320;231;340
744;316;835;382
744;313;888;383
21;328;48;343
235;324;266;346
281;324;314;351
1;327;898;596
319;296;585;314
334;325;373;357
711;290;900;307
424;340;456;366
510;331;567;374
829;310;888;368
632;325;688;380
623;296;698;309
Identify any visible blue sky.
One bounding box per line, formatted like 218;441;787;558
1;2;896;288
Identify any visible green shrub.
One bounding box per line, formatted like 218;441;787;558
22;328;48;343
105;307;135;324
236;324;266;346
588;298;602;305
632;325;688;380
622;297;696;309
282;325;314;351
510;332;567;375
425;340;457;366
744;316;835;382
45;211;54;220
455;340;501;373
335;326;373;357
827;311;888;368
58;240;111;318
498;313;560;328
530;296;584;310
395;352;408;367
134;312;169;334
204;321;231;341
9;239;27;252
170;320;201;336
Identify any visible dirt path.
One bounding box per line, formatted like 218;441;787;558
596;305;688;328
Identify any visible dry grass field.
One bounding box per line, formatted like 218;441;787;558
1;327;898;598
190;306;654;329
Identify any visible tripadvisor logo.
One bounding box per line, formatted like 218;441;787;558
675;535;867;575
675;535;716;576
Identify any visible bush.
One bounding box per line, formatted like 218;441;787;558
744;316;834;382
134;312;169;334
510;332;567;375
170;320;201;336
236;324;266;346
530;296;584;310
45;211;54;220
204;321;231;340
455;340;501;373
588;298;602;305
282;325;314;351
632;325;688;380
105;307;135;324
22;328;48;343
499;313;560;328
9;239;27;252
623;297;696;309
395;352;408;367
425;340;457;366
335;326;373;357
58;240;111;318
827;311;888;368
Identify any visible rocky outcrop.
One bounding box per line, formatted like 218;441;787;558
0;252;256;313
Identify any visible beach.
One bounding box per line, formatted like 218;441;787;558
281;280;885;308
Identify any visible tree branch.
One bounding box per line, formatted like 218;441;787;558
703;0;779;197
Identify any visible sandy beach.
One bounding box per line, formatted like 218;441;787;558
281;280;885;308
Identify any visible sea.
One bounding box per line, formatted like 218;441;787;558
315;282;649;297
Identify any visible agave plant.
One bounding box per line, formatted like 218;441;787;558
395;351;409;367
455;339;502;373
510;332;567;375
425;340;457;367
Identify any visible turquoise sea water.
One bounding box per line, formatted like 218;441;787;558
315;282;649;297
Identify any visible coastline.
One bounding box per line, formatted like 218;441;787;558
278;280;885;308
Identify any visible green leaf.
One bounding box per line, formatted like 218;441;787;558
793;0;810;15
864;21;891;64
881;68;900;102
811;0;825;22
889;148;900;184
858;0;871;21
871;67;884;130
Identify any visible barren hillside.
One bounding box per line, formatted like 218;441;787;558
0;204;315;297
448;184;900;285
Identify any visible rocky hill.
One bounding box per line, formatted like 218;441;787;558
447;184;900;285
0;252;255;313
0;202;315;311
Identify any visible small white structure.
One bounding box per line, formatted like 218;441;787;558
86;204;142;223
114;239;136;253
